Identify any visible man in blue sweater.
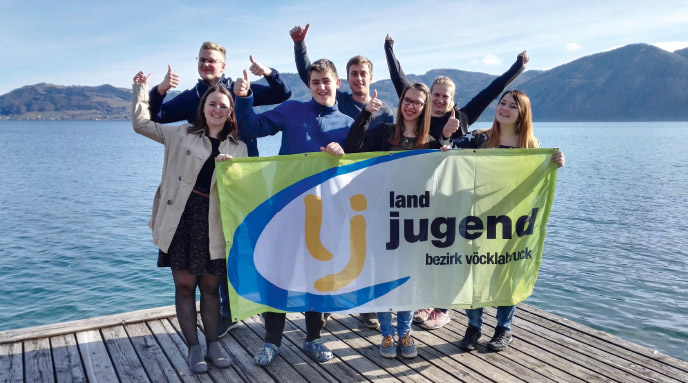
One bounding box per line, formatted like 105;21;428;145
289;23;387;329
234;58;353;366
147;41;292;339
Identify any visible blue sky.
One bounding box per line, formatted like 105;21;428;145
1;0;687;95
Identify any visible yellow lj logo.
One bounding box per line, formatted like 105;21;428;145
304;194;367;292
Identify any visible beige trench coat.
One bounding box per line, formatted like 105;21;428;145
132;82;247;260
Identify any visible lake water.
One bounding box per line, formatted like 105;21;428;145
0;120;686;362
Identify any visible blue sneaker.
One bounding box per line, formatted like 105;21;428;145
302;338;333;362
254;343;279;366
399;332;417;359
379;335;397;358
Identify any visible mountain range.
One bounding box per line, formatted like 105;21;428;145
1;43;687;121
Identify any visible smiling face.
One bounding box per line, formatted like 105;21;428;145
495;92;520;127
400;87;426;123
309;70;341;106
197;48;226;85
430;83;455;117
347;63;372;97
203;91;231;129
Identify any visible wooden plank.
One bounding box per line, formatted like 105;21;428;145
509;307;686;383
286;312;400;382
101;325;151;383
330;313;464;383
518;304;688;378
146;319;211;383
0;305;180;343
24;338;55;383
0;342;23;383
334;315;491;382
124;322;182;383
75;329;120;383
440;311;601;383
50;334;87;383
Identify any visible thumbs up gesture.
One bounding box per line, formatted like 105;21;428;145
248;55;273;77
442;108;460;139
157;64;179;95
233;70;250;97
365;89;382;113
133;71;152;84
289;23;310;42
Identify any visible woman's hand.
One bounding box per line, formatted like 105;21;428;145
133;71;151;84
442;109;460;139
366;90;382;113
233;70;250;97
551;149;565;168
440;145;451;152
216;154;234;162
320;142;344;156
518;51;530;65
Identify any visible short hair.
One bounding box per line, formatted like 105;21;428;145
200;41;226;60
308;59;339;82
192;84;237;141
346;55;373;75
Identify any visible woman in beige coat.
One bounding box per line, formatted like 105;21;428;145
132;71;247;373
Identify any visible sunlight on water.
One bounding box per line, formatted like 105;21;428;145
0;121;686;361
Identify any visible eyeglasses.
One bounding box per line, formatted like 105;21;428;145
401;97;424;108
196;57;224;65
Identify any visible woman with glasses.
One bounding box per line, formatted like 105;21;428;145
132;71;246;374
384;34;529;330
323;82;448;360
449;89;565;352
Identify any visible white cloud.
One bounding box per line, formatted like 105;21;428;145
566;42;583;51
652;41;688;52
481;55;502;65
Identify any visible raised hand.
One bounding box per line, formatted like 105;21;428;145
133;71;152;84
320;142;345;156
365;90;382;113
442;108;460;139
289;24;309;42
233;70;250;97
518;51;530;65
248;55;273;77
385;34;394;47
157;64;179;95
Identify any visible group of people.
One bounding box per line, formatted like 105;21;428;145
132;24;565;374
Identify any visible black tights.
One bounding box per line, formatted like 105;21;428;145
172;269;221;346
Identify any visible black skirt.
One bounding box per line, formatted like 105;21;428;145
157;190;226;276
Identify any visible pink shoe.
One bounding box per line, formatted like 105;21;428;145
421;310;451;330
412;308;434;323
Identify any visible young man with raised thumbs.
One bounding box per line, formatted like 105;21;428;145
289;24;392;329
147;41;292;340
148;41;291;157
233;59;353;366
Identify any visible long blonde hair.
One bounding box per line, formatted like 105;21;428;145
478;90;538;148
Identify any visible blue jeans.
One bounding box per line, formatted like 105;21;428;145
219;278;231;319
465;305;516;330
378;311;413;338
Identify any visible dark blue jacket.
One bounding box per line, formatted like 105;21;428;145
148;71;291;157
236;94;353;156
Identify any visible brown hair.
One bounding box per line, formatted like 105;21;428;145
389;82;432;149
477;90;538;148
192;85;237;141
346;55;373;76
308;59;339;82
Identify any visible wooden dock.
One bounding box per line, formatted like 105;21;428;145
1;303;687;382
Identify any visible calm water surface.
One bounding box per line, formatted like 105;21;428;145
0;120;686;361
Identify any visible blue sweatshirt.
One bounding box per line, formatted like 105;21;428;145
236;94;353;155
148;71;292;157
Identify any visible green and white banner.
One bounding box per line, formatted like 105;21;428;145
216;149;558;321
